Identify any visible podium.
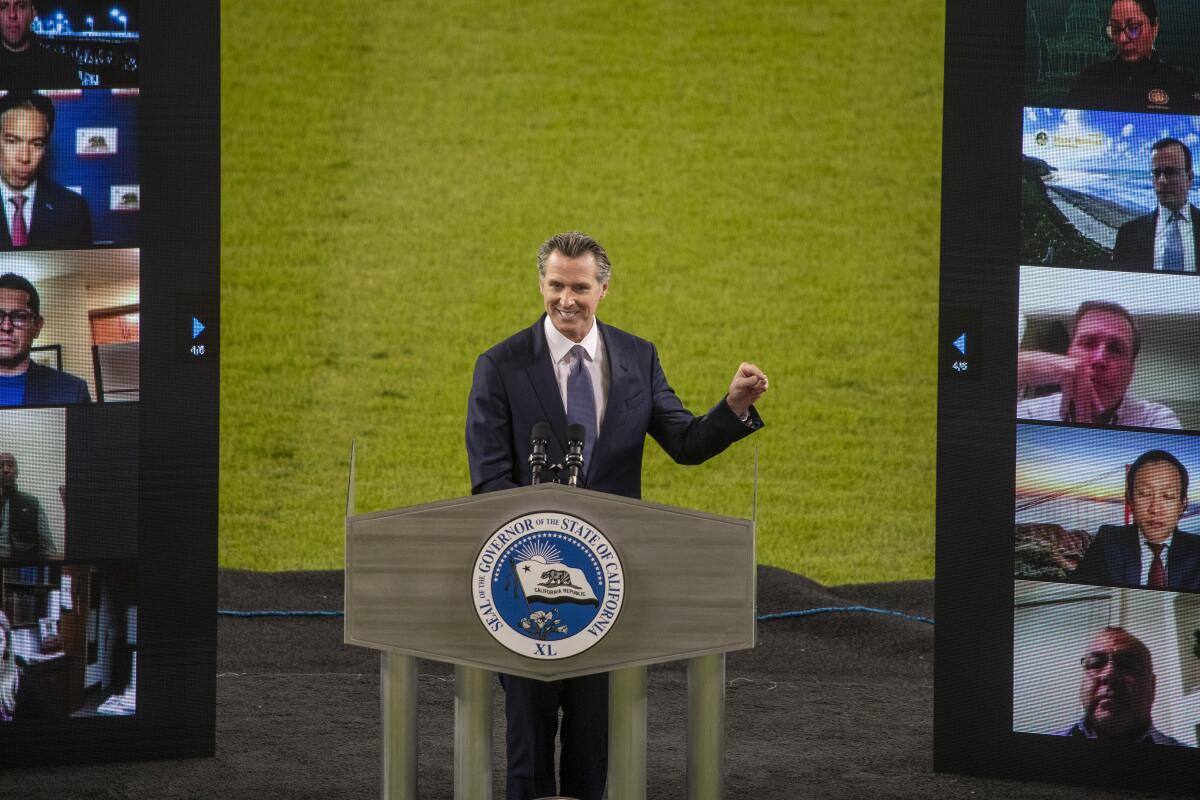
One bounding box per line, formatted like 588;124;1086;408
345;480;755;800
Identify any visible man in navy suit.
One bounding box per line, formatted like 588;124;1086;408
1072;449;1200;590
465;231;767;800
0;272;89;406
1112;138;1200;271
0;90;91;250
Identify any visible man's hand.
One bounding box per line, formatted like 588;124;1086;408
726;362;768;418
1017;351;1107;423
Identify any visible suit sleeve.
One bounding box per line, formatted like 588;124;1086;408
645;344;761;466
466;353;520;495
1069;536;1107;585
1111;223;1134;268
73;192;93;247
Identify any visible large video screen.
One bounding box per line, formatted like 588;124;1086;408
0;2;217;765
940;0;1200;793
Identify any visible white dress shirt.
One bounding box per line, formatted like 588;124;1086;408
543;315;608;434
1153;204;1196;272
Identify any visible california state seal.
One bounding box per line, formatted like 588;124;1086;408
472;511;625;660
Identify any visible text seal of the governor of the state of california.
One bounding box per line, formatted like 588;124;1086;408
472;511;625;660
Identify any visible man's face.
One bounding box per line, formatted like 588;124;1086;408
0;453;18;489
1080;629;1156;738
1109;0;1158;63
539;251;608;343
0;107;47;191
0;1;34;51
1151;144;1193;213
1067;310;1137;413
1130;460;1186;543
0;287;41;364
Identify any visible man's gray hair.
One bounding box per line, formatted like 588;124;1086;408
537;231;612;284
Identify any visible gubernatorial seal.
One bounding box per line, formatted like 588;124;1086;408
472;511;625;660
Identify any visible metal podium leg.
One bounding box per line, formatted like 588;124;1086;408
454;665;492;800
381;652;419;800
687;654;725;800
608;665;648;800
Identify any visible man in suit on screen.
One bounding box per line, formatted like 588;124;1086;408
465;231;767;800
1072;449;1200;590
0;90;91;250
0;272;89;406
1112;138;1200;271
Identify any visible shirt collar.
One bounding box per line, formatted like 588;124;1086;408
543;315;601;364
0;180;36;208
1159;204;1192;225
1139;530;1174;549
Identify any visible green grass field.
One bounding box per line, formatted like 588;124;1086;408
220;1;945;584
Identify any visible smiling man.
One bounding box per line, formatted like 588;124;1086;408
0;272;90;406
0;0;79;90
465;231;767;800
1113;138;1200;271
1070;450;1200;590
1053;627;1183;745
1017;301;1179;429
1066;0;1200;113
0;91;92;250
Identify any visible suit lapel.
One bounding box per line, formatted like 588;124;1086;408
591;321;631;473
1190;206;1200;265
523;318;569;454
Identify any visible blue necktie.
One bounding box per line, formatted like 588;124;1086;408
1162;211;1185;272
566;345;597;476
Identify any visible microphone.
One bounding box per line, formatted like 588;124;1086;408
565;423;585;487
528;422;551;485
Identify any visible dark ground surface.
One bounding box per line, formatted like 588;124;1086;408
0;567;1193;799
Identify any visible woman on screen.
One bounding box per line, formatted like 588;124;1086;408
1067;0;1200;114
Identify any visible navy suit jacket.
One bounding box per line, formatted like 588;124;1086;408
466;317;761;498
15;362;92;406
1072;524;1200;590
1112;205;1200;271
0;177;93;250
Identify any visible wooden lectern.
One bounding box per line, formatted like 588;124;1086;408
345;469;755;800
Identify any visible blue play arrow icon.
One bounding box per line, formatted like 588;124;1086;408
192;317;205;339
952;333;966;355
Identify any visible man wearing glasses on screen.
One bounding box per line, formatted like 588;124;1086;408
1071;449;1200;591
0;90;92;250
1016;301;1179;429
1052;628;1184;745
1067;0;1200;113
0;1;79;90
0;273;89;406
1112;138;1200;272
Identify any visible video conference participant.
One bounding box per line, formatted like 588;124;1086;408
0;90;92;250
0;1;79;89
1017;301;1179;428
1113;138;1200;272
0;451;53;559
0;273;90;406
1053;627;1184;745
1071;450;1200;590
465;231;767;800
0;610;51;721
1066;0;1200;114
